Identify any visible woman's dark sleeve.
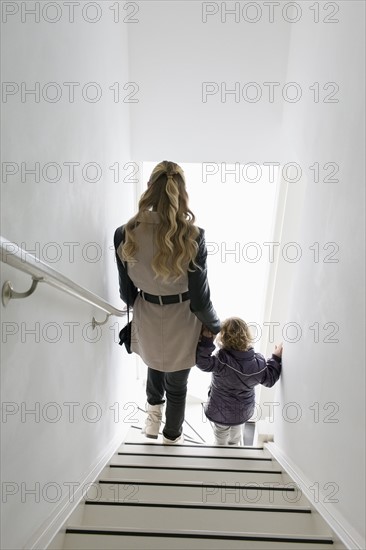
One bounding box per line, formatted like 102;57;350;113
113;226;138;307
188;228;221;334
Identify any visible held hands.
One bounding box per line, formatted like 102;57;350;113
201;326;215;338
274;342;283;358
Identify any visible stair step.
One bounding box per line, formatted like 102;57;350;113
64;529;334;550
120;442;271;459
93;480;308;507
103;465;285;485
112;453;279;471
79;502;331;536
58;432;336;550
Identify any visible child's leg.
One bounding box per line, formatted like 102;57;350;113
228;424;243;446
212;422;230;445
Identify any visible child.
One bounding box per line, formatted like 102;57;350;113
196;317;282;446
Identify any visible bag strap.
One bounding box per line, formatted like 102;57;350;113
126;260;130;325
121;224;130;323
123;229;131;347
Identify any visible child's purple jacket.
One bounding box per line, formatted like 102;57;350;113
196;336;282;425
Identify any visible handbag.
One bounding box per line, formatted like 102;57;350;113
118;319;132;353
118;260;133;354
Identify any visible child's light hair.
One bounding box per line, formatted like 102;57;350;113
216;317;253;351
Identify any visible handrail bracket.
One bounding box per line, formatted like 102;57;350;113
2;277;43;307
92;313;111;329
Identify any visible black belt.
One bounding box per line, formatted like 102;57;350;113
139;290;190;305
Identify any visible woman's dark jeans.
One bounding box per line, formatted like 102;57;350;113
146;367;191;440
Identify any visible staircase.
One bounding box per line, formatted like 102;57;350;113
59;428;342;550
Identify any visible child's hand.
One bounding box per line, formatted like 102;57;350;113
274;342;283;357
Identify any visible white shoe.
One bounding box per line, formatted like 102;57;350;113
142;403;164;439
162;434;184;445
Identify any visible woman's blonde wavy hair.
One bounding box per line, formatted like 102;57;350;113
216;317;253;352
121;160;200;280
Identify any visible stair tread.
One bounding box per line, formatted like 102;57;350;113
111;453;279;471
120;442;271;459
85;499;312;512
93;482;308;506
64;531;334;550
66;525;334;538
103;466;285;484
80;504;332;536
98;478;295;489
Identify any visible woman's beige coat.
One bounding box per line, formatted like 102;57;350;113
115;211;220;372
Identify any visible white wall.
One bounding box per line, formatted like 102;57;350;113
128;0;292;161
1;6;137;549
269;3;365;546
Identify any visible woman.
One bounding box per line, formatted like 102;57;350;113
114;160;220;444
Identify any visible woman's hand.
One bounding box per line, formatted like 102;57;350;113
201;326;215;338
